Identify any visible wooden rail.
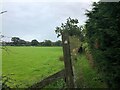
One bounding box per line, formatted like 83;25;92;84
28;69;65;89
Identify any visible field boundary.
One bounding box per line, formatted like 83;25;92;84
28;69;65;89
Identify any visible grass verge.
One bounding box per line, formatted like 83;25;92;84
74;53;107;88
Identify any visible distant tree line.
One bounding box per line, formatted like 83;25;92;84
2;37;62;46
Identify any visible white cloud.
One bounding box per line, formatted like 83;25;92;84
2;2;92;41
2;0;100;3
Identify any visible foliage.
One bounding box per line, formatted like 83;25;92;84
59;56;64;61
2;46;64;88
43;79;66;89
11;37;21;46
53;40;62;46
31;39;39;46
55;17;84;41
42;40;52;46
69;36;81;61
85;2;120;88
2;74;29;89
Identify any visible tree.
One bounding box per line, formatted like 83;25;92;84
31;39;39;46
11;37;20;46
43;40;52;46
55;17;82;38
19;40;26;46
54;40;62;46
25;41;31;46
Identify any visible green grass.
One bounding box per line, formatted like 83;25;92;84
74;54;107;88
42;79;66;89
2;46;64;88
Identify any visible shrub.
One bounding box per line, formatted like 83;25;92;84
59;56;64;61
85;2;120;88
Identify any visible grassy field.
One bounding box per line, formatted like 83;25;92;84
2;46;64;88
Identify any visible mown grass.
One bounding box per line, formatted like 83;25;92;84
74;54;107;88
2;46;64;88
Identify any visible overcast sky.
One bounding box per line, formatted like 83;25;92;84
1;0;94;42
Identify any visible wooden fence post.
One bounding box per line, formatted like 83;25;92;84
62;32;75;88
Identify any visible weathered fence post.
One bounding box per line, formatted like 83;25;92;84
62;32;75;88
